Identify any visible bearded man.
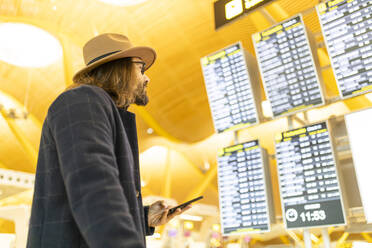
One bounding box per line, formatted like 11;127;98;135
27;33;190;248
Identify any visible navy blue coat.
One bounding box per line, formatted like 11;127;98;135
27;85;154;248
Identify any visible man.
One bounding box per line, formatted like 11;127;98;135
27;33;191;248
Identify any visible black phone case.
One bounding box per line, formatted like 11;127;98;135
168;196;203;215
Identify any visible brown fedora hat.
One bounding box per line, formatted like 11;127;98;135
73;33;156;83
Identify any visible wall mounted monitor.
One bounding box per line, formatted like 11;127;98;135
201;42;263;133
253;15;325;118
317;0;372;99
217;140;274;235
275;122;346;229
345;108;372;223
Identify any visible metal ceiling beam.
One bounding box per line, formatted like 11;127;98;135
343;95;372;112
287;230;304;248
184;162;217;202
248;11;272;31
0;89;41;171
280;235;290;244
264;2;290;22
318;48;331;67
315;226;335;246
259;8;277;25
133;106;183;143
176;150;218;193
60;35;74;87
361;233;372;243
310;233;320;243
0;162;8;169
141;137;219;193
336;232;349;247
162;149;172;198
0;79;43;130
0;108;37;171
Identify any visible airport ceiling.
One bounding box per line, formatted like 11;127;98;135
1;0;363;207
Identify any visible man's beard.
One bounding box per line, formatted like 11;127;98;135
134;83;149;106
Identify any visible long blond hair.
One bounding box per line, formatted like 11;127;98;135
66;57;135;109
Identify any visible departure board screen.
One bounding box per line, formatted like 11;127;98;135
317;0;372;98
253;15;324;118
217;140;272;234
275;122;346;229
201;42;261;133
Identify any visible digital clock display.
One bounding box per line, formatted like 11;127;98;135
275;122;346;228
300;210;326;222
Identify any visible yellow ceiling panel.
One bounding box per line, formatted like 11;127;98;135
0;117;34;172
0;1;371;232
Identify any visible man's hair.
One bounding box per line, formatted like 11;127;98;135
66;57;134;109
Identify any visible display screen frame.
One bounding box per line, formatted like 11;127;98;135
217;140;273;235
200;41;261;133
316;0;372;99
252;14;325;119
274;121;347;229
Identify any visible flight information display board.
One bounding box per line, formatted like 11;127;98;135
275;122;346;229
253;15;324;118
317;0;372;98
217;140;273;235
201;42;262;133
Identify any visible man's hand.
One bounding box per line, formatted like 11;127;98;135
148;200;192;227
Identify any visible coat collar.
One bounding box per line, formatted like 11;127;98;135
117;107;136;121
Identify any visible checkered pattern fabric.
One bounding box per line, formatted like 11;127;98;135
27;85;153;248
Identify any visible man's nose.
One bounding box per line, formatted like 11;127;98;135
144;74;150;84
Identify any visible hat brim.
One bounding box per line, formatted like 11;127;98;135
72;46;156;83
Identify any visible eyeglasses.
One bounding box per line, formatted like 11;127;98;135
132;61;146;75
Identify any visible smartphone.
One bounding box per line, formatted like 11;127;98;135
168;196;203;215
